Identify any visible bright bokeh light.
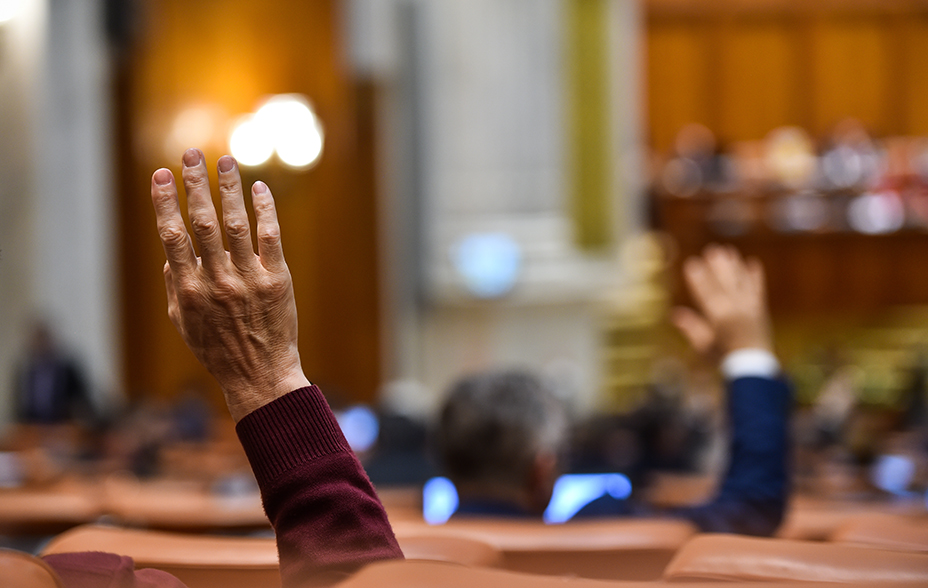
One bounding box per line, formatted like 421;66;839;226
772;192;829;232
0;0;26;24
166;106;222;159
421;473;633;525
0;452;24;488
543;473;632;524
336;405;380;453
423;477;459;525
255;95;324;169
871;454;915;496
229;114;274;167
452;233;522;298
848;191;905;234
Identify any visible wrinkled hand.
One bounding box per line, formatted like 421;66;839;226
151;148;310;422
672;244;772;359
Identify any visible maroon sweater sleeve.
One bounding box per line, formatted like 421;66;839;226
235;385;404;587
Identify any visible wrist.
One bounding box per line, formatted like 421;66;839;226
224;368;312;422
721;348;780;380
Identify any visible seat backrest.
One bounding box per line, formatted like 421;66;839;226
397;535;501;568
42;524;280;588
643;472;716;508
102;474;269;532
333;558;658;588
663;533;928;583
0;478;103;536
0;549;63;588
334;558;921;588
775;495;926;541
393;517;696;580
44;523;503;585
829;513;928;552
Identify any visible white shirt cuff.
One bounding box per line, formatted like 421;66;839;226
721;348;780;380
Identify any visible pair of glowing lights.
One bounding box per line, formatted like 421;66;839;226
229;95;325;170
0;0;25;24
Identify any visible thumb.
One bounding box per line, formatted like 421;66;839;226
671;307;716;356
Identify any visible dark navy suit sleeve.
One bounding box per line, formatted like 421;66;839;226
670;376;791;535
572;376;791;536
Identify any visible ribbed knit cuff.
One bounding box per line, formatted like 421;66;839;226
235;386;350;485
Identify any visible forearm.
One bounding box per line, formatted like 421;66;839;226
675;373;791;535
236;386;403;587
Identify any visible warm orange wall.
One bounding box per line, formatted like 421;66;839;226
646;0;928;151
117;0;381;406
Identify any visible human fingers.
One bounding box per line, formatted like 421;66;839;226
151;168;197;275
162;261;181;331
671;307;716;356
252;181;286;272
683;254;723;318
217;155;258;271
181;148;226;273
704;244;744;298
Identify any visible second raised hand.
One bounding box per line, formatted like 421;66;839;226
672;244;773;359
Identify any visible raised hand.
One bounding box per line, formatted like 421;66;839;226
151;148;310;421
672;244;773;359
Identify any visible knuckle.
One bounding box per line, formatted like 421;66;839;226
210;275;244;302
260;273;291;297
224;219;250;240
253;198;274;215
190;216;220;237
258;226;281;246
184;171;210;189
159;225;188;248
175;279;201;302
219;181;241;197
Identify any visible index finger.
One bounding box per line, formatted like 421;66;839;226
151;168;197;275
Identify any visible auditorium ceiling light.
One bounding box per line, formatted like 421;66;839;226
0;0;26;25
229;113;274;167
229;94;324;170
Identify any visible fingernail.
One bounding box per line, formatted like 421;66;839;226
218;156;235;173
153;169;173;186
253;181;268;195
183;148;202;168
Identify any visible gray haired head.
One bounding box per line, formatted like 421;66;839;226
437;369;568;491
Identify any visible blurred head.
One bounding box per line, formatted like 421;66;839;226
436;369;568;514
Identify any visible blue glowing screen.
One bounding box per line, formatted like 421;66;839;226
421;473;632;524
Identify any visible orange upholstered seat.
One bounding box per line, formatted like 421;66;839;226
829;512;928;552
393;517;697;580
42;524;280;588
662;533;928;583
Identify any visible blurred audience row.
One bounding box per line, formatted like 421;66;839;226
652;120;928;236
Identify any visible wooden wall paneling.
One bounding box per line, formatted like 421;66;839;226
715;17;799;142
808;16;894;137
119;0;381;405
656;194;928;316
646;22;713;152
648;0;928;19
902;14;928;135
